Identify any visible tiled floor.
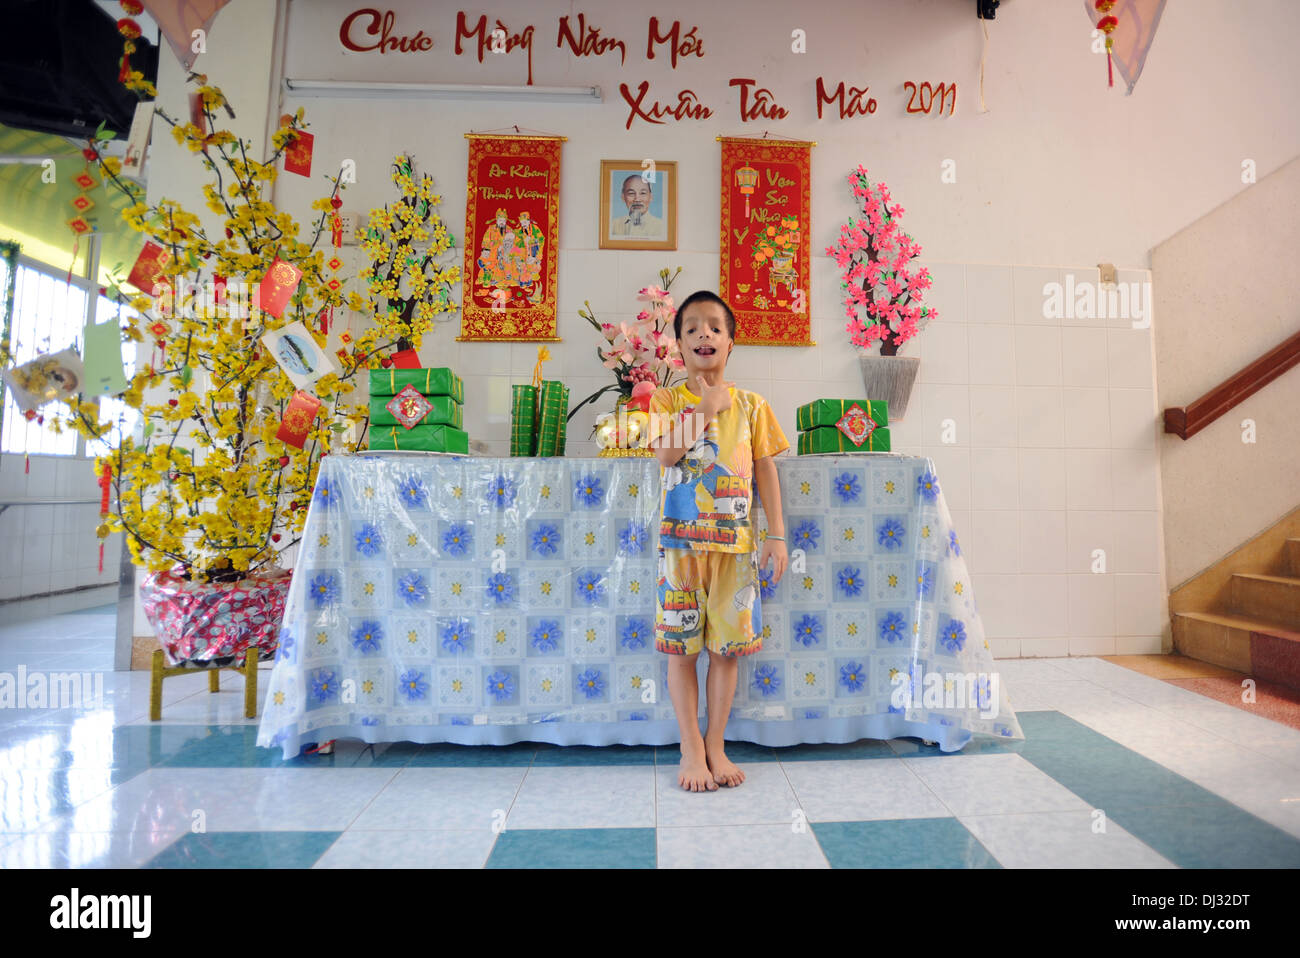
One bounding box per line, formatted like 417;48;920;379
3;608;1300;868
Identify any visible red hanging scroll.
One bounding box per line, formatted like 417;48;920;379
718;136;814;346
459;133;563;341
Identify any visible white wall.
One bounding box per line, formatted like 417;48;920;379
127;0;1300;651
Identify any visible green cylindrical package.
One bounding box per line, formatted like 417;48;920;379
511;384;538;457
535;381;569;457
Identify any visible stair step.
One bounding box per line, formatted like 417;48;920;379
1284;538;1300;578
1229;573;1300;630
1172;611;1300;692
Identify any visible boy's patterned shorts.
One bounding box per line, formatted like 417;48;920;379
655;546;763;656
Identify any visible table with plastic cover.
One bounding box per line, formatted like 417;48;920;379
257;451;1025;759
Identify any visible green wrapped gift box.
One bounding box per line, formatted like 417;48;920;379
511;384;538;457
798;425;891;454
369;423;469;454
369;367;465;403
370;393;463;429
795;399;889;432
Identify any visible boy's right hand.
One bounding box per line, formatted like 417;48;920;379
698;381;734;416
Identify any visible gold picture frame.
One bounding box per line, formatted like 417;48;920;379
599;159;677;250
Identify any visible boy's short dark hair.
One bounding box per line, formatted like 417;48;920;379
673;290;736;342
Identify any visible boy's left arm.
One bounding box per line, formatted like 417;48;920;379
754;455;788;582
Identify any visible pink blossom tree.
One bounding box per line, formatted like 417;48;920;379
827;166;937;356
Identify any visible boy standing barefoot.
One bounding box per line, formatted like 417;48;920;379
648;291;789;792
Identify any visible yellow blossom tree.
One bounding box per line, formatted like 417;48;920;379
28;75;410;579
358;154;460;358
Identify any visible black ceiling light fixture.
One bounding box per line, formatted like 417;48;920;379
977;0;1001;19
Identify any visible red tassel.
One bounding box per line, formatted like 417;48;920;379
66;236;79;285
98;542;105;574
1107;49;1114;88
118;51;131;84
24;454;29;474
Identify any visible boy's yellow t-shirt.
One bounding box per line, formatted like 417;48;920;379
648;383;789;553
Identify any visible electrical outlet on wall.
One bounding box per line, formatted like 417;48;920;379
337;211;362;245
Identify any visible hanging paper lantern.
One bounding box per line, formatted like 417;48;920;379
735;165;759;220
1095;0;1119;88
119;0;144;13
118;18;141;38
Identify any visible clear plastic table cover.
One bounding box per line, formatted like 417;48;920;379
257;452;1025;758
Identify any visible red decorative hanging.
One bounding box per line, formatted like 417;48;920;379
1095;1;1119;88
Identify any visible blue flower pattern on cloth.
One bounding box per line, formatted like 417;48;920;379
309;573;339;609
396;572;427;607
620;617;650;650
487;475;517;509
837;566;864;598
575;475;604;507
618;520;649;554
793;614;822;647
792;519;821;552
833;472;861;503
399;476;427;508
575;570;605;605
531;523;560;557
877;518;904;550
441;523;471;558
352;620;383;654
441;619;472;654
753;664;781;696
879;611;906;643
355;523;383;556
486;572;516;606
576;668;605;699
398;669;428;701
531;619;561;653
259;457;1024;758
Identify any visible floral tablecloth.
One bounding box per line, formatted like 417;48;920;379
258;453;1024;758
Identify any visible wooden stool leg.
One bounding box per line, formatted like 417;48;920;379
244;651;258;719
208;668;220;693
150;650;164;721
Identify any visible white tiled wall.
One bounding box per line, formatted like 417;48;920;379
0;452;122;604
905;263;1167;658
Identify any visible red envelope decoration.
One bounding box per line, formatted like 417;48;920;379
390;348;421;369
274;390;322;449
127;240;172;295
257;258;303;319
284;130;314;177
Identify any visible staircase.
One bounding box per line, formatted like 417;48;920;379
1173;536;1300;691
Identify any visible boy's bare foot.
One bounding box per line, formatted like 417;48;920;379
705;743;745;787
679;741;717;792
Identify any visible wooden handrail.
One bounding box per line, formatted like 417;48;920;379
1164;329;1300;440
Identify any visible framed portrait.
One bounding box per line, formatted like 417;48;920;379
599;159;677;250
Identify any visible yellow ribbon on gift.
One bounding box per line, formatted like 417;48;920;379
388;369;434;395
532;346;551;390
